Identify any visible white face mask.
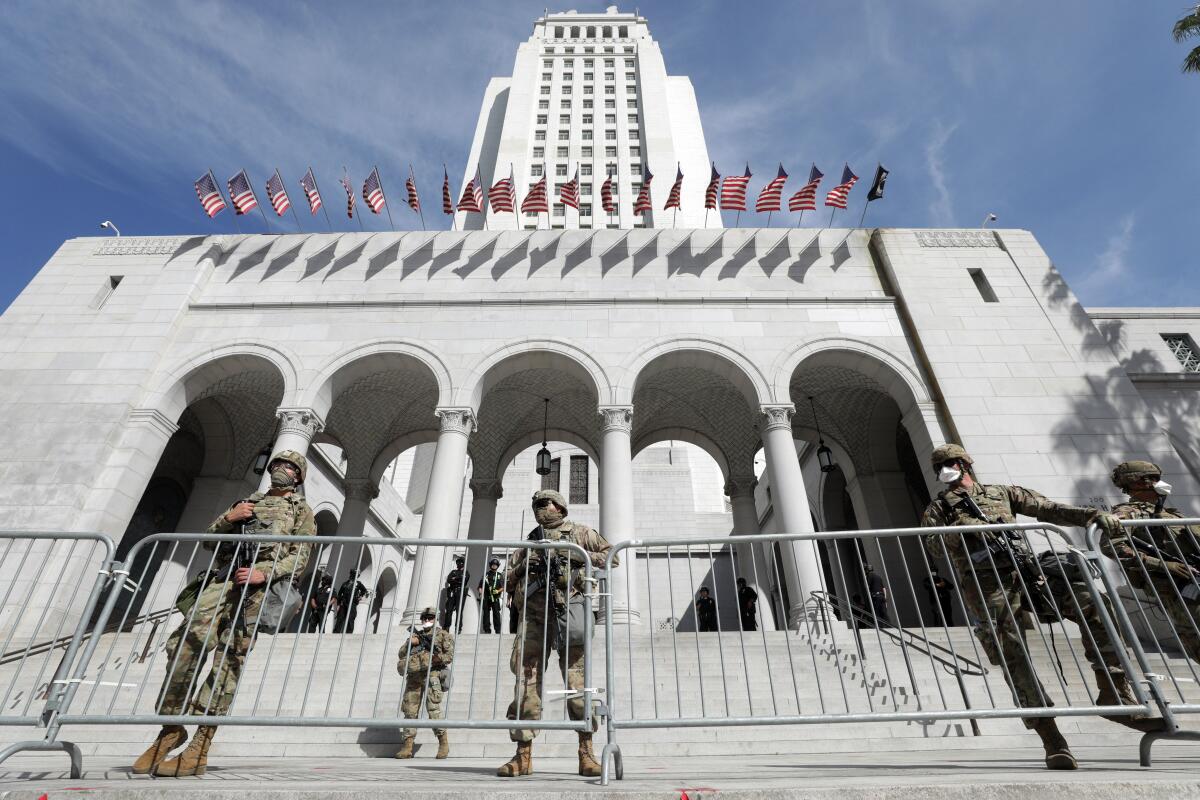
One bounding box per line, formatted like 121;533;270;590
1154;480;1172;497
420;620;434;630
938;466;962;484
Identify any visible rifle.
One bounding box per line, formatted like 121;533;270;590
952;492;1057;611
523;526;565;599
1127;532;1200;601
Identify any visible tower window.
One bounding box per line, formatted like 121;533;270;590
542;458;561;491
569;456;589;504
603;26;612;37
1163;334;1200;373
618;26;628;37
968;268;999;303
554;26;564;37
91;275;123;309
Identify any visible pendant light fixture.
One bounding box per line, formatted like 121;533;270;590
808;395;837;473
535;398;552;476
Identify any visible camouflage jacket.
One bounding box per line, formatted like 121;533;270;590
1106;500;1200;584
921;483;1097;573
506;519;617;607
397;627;454;675
206;491;315;581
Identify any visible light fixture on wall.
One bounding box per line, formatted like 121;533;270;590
808;395;837;473
252;446;272;476
535;398;552;476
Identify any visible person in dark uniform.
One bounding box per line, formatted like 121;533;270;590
922;565;955;625
441;556;470;633
865;564;890;626
736;577;758;631
478;557;505;634
335;569;368;633
696;586;718;632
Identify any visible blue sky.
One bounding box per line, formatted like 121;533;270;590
0;1;1196;311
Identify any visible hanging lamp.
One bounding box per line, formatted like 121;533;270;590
808;395;837;473
535;398;552;476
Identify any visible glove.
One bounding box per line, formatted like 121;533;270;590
1092;512;1122;539
1167;561;1197;581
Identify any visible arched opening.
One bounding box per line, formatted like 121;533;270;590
371;565;399;633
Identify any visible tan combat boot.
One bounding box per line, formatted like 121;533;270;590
394;736;415;759
497;742;532;776
131;725;188;774
577;732;601;777
1032;718;1077;770
154;725;216;777
1095;670;1165;733
435;732;450;759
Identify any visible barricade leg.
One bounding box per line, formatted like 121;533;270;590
0;739;83;779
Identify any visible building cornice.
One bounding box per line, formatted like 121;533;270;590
190;296;895;312
1087;308;1200;320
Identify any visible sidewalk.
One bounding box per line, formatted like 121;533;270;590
2;746;1200;799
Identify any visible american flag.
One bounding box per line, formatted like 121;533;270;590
441;167;453;215
719;165;751;211
339;174;356;218
457;171;484;213
704;163;720;210
362;167;385;214
488;169;515;212
559;168;580;210
664;166;684;210
600;171;615;214
406;169;420;212
300;168;323;215
227;170;258;215
755;164;787;212
633;168;654;215
265;171;291;216
521;175;549;214
788;164;823;212
194;172;226;218
825;164;858;209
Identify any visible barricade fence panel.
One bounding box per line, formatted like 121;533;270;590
58;533;595;735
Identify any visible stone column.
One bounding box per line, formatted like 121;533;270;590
724;474;775;630
328;479;378;633
460;478;503;633
404;408;475;622
257;407;324;492
759;405;824;626
598;406;639;625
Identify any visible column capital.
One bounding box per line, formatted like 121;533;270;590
469;478;504;501
275;407;324;440
598;405;634;434
724;475;759;498
128;408;180;441
436;407;477;436
343;478;380;502
759;404;796;432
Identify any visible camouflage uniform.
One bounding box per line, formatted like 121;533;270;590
157;491;314;716
1104;462;1200;662
922;482;1125;726
396;625;454;738
505;516;615;742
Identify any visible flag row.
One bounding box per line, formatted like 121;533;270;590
193;162;890;226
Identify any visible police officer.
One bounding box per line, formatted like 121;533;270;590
737;577;758;631
696;586;718;632
479;557;505;634
921;444;1150;771
335;569;369;633
441;556;469;633
395;607;454;760
497;489;615;778
134;451;314;777
1106;461;1200;662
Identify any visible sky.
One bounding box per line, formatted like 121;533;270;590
0;0;1197;311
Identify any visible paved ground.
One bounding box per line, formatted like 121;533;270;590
2;745;1200;799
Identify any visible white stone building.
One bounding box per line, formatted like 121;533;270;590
0;10;1198;641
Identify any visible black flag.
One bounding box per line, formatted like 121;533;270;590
867;164;889;202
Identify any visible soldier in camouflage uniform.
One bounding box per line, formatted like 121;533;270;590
497;489;615;778
1105;461;1200;662
395;607;454;760
133;450;314;778
921;444;1150;771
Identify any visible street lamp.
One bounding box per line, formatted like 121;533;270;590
808;395;837;473
535;398;552;476
100;220;121;236
980;213;997;228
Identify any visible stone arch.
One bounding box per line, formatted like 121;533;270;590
496;427;601;483
368;430;441;486
371;564;400;633
303;340;453;418
632;426;731;481
144;342;300;422
616;338;771;408
312;506;340;533
458;339;612;410
771;337;930;412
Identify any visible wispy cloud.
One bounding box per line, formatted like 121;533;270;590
1075;213;1136;299
925;120;958;227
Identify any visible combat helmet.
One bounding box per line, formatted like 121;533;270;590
531;488;569;516
419;606;437;619
270;450;308;483
1111;460;1162;491
930;443;973;469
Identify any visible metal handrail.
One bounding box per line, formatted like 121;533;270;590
807;590;986;677
0;606;175;666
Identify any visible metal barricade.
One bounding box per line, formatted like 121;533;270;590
0;532;595;778
599;523;1156;784
0;532;117;776
1086;517;1200;764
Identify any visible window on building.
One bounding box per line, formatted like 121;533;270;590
556;164;568;176
533;146;544;158
559;114;570;124
570;26;580;37
543;59;552;67
531;164;543;177
554;26;564;37
605;129;616;140
582;113;593;124
632;181;642;194
581;146;593;157
535;130;546;141
584;72;593;81
558;130;569;140
540;86;551;95
583;99;593;109
625;72;635;81
584;46;594;53
605;86;615;95
629;146;640;157
553;203;565;217
564;58;574;67
91;275;123;309
1163;334;1200;372
628;114;638;124
618;26;628;37
556;146;569;157
569;456;589;504
537;114;548;125
604;58;615;67
542;72;552;81
587;25;596;37
539;99;549;109
584;58;594;67
563;72;574;81
626;85;636;94
605;146;617;157
627;129;639;139
605;72;615;81
565;46;575;53
603;26;612;37
605;99;616;108
625;58;635;67
542;457;561;491
630;163;641;175
582;129;593;140
561;100;571;108
605;113;616;124
968;268;999;303
624;45;634;52
627;99;637;109
581;164;592;176
583;86;593;95
581;203;593;218
604;46;614;53
562;85;572;95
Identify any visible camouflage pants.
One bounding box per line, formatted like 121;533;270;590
1138;575;1200;662
507;594;592;743
157;580;263;717
401;671;446;738
960;561;1126;729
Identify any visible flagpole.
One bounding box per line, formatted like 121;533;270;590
735;210;741;227
409;165;426;231
345;166;364;231
211;169;239;234
311;167;333;232
796;210;804;228
704;208;709;228
279;169;303;232
766;211;772;227
858;202;869;228
376;165;396;230
248;168;271;231
480;167;489;232
445;163;456;232
829;207;837;227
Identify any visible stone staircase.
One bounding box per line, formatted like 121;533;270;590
2;615;1195;761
